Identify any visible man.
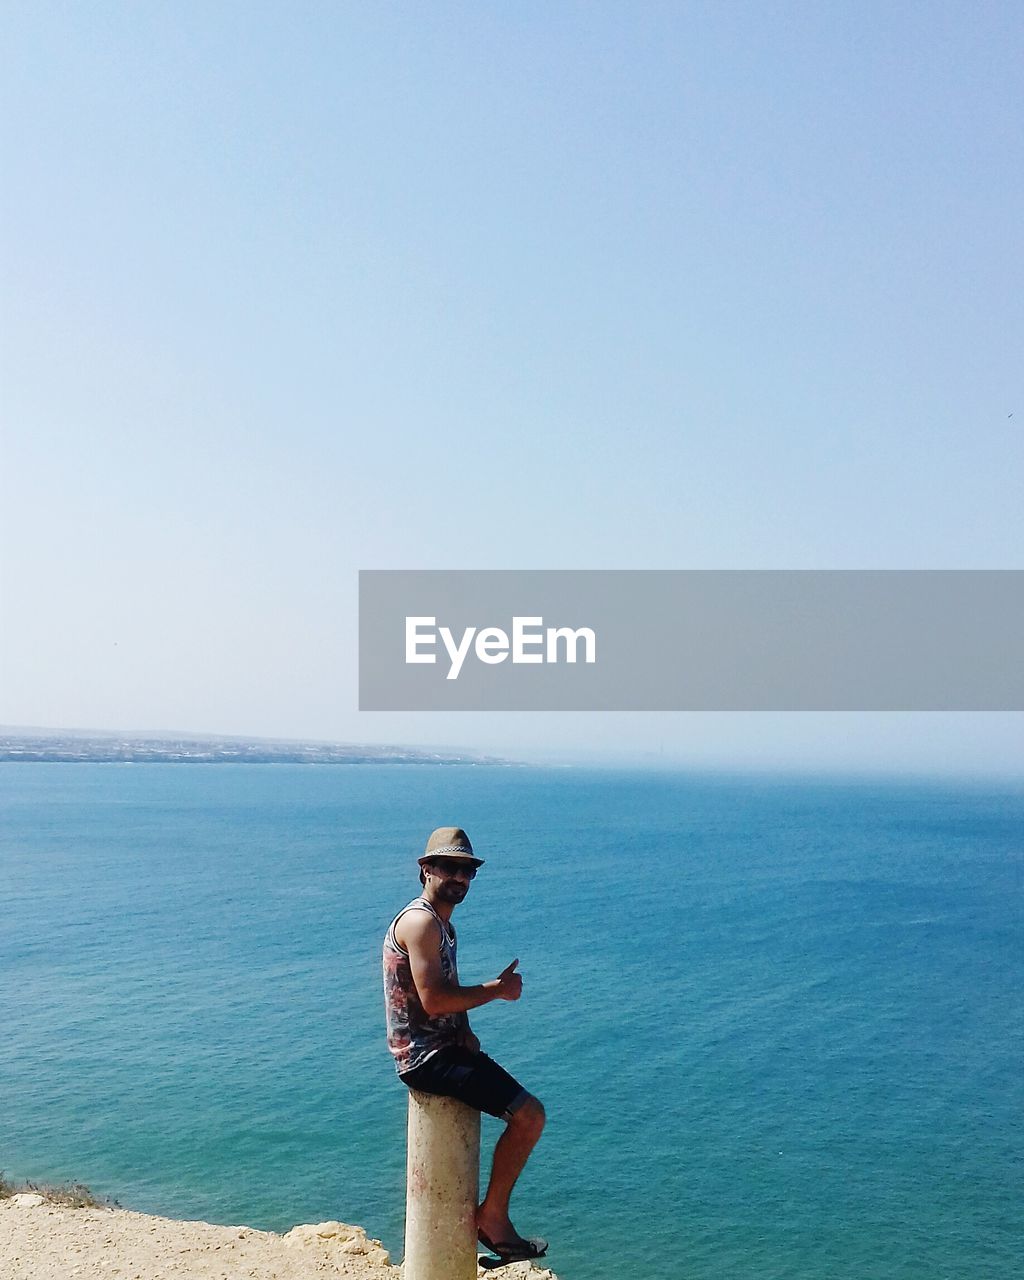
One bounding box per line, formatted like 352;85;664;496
383;826;547;1263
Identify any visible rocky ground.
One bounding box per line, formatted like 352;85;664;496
0;1193;559;1280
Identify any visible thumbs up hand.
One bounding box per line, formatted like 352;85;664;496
495;958;523;1001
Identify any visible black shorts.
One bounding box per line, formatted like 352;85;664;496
399;1045;530;1121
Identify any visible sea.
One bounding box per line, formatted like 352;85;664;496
1;763;1021;1280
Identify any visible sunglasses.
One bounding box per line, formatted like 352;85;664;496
429;861;477;880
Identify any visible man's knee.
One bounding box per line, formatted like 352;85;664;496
510;1095;545;1137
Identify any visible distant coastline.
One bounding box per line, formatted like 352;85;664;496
0;727;511;766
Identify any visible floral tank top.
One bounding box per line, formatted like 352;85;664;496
383;897;462;1074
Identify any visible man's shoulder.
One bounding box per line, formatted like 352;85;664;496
393;902;442;949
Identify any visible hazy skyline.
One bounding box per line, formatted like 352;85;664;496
2;2;1021;775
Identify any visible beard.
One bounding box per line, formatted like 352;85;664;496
437;880;467;903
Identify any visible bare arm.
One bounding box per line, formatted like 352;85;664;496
398;911;522;1018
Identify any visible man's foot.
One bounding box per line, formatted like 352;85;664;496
477;1228;548;1262
475;1207;512;1245
478;1242;548;1271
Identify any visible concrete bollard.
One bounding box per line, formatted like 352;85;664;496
404;1088;481;1280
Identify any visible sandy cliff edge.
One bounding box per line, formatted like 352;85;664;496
0;1194;560;1280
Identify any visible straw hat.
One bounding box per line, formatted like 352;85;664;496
418;826;485;869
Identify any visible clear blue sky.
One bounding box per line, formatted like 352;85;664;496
2;2;1021;773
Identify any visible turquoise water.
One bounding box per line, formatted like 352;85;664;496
1;763;1022;1279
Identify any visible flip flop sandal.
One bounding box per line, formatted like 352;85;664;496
478;1231;549;1264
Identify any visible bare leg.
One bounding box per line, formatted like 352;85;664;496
477;1096;546;1245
